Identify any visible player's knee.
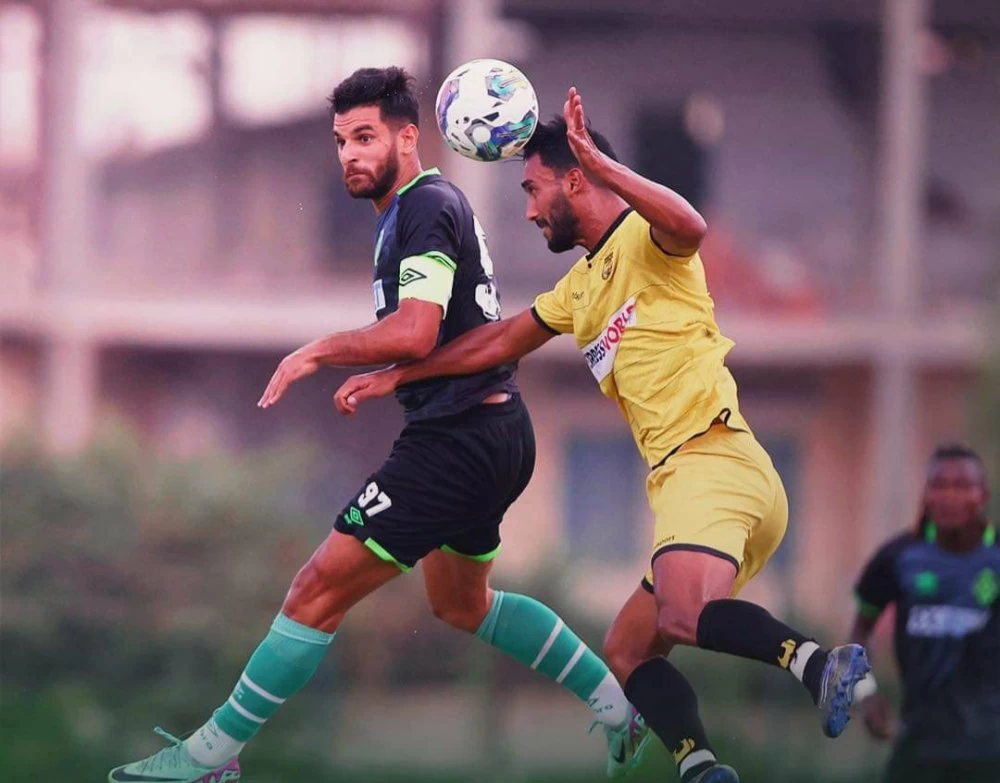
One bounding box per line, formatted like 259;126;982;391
284;557;344;611
430;593;490;633
656;602;702;647
603;627;643;683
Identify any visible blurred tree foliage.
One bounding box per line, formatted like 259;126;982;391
1;425;884;782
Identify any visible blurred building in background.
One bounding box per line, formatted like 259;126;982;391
3;0;999;618
1;2;998;778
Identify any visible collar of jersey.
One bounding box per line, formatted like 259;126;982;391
585;208;634;261
396;167;441;197
924;522;996;547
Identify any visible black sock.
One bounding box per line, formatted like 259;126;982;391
696;598;829;703
624;658;716;783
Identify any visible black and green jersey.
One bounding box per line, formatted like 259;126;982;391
373;168;516;421
855;526;1000;761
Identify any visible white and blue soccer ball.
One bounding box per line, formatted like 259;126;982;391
435;58;538;162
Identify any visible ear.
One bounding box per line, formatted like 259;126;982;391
564;167;585;196
399;123;419;155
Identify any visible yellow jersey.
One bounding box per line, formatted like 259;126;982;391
532;209;749;468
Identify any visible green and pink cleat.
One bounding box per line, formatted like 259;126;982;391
108;728;240;783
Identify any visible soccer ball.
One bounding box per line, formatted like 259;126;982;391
435;58;538;162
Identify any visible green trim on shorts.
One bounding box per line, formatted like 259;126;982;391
854;591;883;619
441;543;502;562
363;537;412;572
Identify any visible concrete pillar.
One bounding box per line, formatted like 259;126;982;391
442;0;501;221
38;0;98;452
866;0;930;547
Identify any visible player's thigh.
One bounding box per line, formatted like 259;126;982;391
422;547;494;617
732;434;788;594
283;529;402;632
651;549;736;646
333;426;488;572
603;584;669;684
644;425;784;597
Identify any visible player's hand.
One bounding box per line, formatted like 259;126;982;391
258;350;321;408
861;692;895;742
563;86;612;183
334;367;402;415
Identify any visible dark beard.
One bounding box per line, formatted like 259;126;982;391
345;154;399;201
545;192;581;253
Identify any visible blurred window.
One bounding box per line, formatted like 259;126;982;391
757;433;799;574
634;104;708;211
564;433;645;562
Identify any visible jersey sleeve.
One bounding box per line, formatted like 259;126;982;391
649;233;697;264
395;187;461;314
854;533;910;618
531;271;575;335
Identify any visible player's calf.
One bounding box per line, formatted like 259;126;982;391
624;657;725;783
107;533;397;780
696;598;874;737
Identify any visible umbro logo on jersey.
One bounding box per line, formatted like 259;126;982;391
399;268;427;287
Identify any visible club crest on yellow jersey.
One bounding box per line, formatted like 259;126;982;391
601;253;615;280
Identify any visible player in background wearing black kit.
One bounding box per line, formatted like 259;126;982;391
107;68;644;783
852;444;999;783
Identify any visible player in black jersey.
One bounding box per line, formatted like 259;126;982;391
108;67;643;783
852;444;999;783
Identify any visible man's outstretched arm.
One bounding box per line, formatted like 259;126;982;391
258;299;442;409
562;86;706;257
334;308;555;414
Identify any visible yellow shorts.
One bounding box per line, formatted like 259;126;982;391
642;423;788;596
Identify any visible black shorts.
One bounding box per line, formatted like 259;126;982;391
334;395;535;570
884;749;1000;783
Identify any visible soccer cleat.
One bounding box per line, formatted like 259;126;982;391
817;644;872;738
593;704;647;778
687;764;740;783
108;727;240;783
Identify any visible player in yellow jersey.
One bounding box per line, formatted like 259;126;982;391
334;88;874;783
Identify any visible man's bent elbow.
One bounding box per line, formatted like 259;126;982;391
402;331;438;361
680;214;708;249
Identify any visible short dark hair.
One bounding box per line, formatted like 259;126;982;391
521;116;619;172
329;67;419;127
931;443;984;466
915;443;988;534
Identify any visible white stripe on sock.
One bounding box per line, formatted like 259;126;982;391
530;619;565;670
555;642;586;683
790;641;820;683
679;749;716;777
227;696;266;724
240;674;285;704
